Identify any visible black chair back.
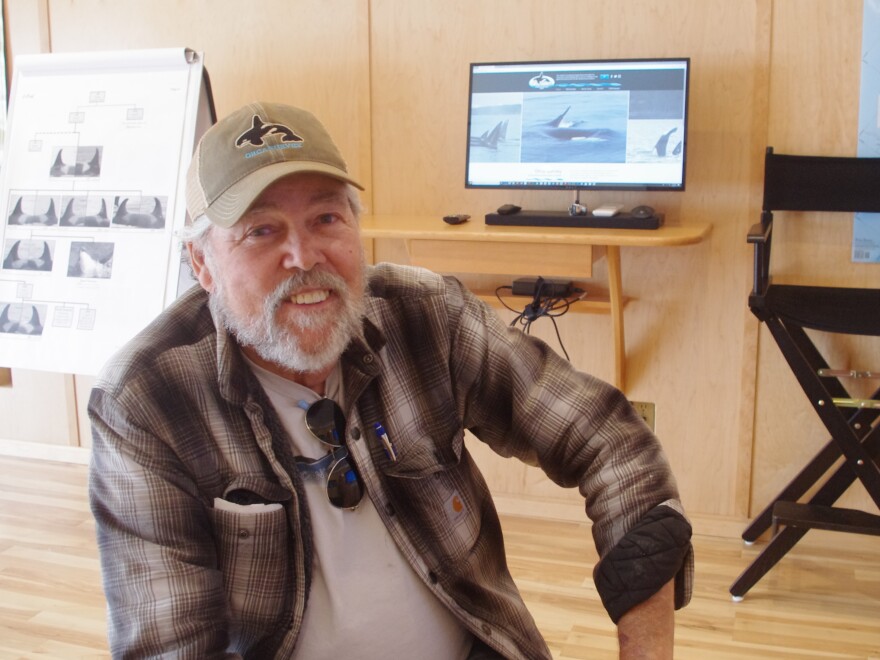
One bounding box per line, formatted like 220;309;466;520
763;149;880;213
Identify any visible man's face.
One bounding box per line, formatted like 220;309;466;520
190;173;366;379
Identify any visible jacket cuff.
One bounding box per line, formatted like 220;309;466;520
592;503;692;624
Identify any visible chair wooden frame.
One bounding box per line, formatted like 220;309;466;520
730;147;880;599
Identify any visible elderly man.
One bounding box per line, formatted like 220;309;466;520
89;102;693;659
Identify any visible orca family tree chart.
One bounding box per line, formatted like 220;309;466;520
0;48;210;374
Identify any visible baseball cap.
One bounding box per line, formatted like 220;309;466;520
186;102;364;228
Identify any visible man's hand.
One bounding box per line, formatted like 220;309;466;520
616;579;675;659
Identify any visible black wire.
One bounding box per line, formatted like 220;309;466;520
496;283;585;361
549;316;570;361
494;285;520;314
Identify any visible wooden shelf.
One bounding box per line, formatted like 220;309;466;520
361;214;711;390
478;292;627;315
360;215;711;247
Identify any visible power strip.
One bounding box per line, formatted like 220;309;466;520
512;277;574;297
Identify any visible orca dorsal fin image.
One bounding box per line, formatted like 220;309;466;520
9;197;57;225
61;199;76;225
43;199;57;225
38;241;52;266
0;303;44;335
470;120;507;150
50;151;65;176
62;198;110;227
8;197;25;224
549;106;572;128
151;197;165;224
654;127;678;157
86;148;101;176
3;240;53;271
50;147;102;177
112;197;166;229
483;121;504;149
2;241;21;269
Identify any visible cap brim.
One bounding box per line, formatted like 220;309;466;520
205;160;364;228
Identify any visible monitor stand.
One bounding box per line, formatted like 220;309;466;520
485;209;663;230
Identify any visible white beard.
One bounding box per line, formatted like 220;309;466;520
209;266;366;374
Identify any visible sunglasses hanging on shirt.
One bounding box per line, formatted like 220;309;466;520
297;397;364;510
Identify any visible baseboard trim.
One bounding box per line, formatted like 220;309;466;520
3;442;874;550
0;438;90;465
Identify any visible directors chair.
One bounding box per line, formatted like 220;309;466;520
730;147;880;600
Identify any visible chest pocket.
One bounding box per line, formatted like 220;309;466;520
208;481;292;652
376;427;482;566
350;378;482;565
378;425;463;478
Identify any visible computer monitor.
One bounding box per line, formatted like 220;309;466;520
465;58;690;192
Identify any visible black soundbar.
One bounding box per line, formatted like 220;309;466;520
485;210;664;230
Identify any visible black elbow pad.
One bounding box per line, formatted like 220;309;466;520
593;504;692;623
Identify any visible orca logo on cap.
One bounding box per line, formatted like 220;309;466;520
235;114;304;148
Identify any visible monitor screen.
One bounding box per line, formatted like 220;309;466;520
465;58;690;191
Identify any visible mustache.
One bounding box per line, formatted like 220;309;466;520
265;270;349;310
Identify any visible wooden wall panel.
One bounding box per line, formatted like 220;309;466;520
0;370;78;445
1;0;873;529
0;0;78;452
3;0;50;69
1;0;371;452
369;0;770;520
45;0;373;203
753;0;875;514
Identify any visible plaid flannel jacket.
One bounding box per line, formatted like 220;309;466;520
89;262;693;658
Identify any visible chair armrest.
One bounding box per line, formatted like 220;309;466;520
748;221;771;244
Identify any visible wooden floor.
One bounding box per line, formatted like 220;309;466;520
1;455;878;659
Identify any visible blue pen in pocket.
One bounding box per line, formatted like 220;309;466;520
374;422;398;462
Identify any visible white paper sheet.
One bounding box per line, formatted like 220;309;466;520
0;48;207;375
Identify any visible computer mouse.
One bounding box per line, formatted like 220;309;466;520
630;205;656;219
496;203;522;215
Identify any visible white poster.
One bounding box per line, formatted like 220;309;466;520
0;48;206;375
853;0;880;262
